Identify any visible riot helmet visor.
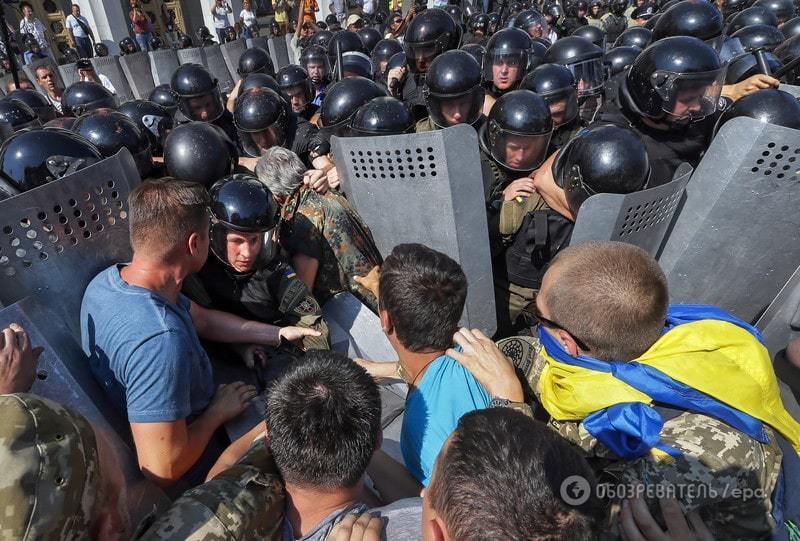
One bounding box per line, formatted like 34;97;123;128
427;87;484;127
490;130;552;171
568;57;605;97
653;67;726;120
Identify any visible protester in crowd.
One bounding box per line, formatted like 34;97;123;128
21;34;45;65
129;0;153;52
239;0;257;39
34;64;63;114
19;2;51;62
66;4;95;59
76;58;116;94
210;0;233;44
5;76;33;93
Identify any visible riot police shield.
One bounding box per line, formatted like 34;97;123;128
149;48;180;86
91;55;135;102
285;33;296;64
220;38;248;82
247;36;270;51
268;36;290;69
58;61;79;87
176;46;208;68
204;44;235;93
119;51;156;99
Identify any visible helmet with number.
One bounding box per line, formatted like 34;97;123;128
613;27;653;48
403;8;462;73
164;122;237;187
552;125;650;214
118;37;137;55
423;50;485;128
652;0;725;50
149;35;164;50
754;0;796;22
625;36;725;123
0;99;40;131
781;15;800;37
713;88;800;136
357;27;383;53
327;30;367;68
276;65;313;113
318;76;385;137
237;47;276;77
371;39;404;76
170;63;223;122
209;174;280;270
726;6;779;33
241;72;283;94
61;81;117;117
350;96;415;136
513;9;550;38
234;87;290;155
72;108;152;176
520;63;579;127
604;46;641;76
570;24;606;48
731;23;786;50
301;44;332;86
7;89;56;123
481;89;553;172
470;13;491;33
148;84;178;115
0;128;102;193
118;99;174;156
544;35;604;97
94;42;110;57
483;28;531;92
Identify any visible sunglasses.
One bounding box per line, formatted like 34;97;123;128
523;302;592;352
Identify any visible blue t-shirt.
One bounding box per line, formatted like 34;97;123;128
400;354;490;485
80;265;215;423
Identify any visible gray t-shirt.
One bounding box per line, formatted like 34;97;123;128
282;498;422;541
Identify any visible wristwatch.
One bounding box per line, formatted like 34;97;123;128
489;397;533;418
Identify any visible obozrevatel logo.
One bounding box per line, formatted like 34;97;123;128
560;475;591;506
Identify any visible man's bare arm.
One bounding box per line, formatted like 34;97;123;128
189;301;320;346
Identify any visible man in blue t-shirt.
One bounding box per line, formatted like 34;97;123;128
357;243;491;487
80;178;319;488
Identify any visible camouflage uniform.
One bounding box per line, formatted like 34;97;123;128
136;436;285;541
0;393;100;540
415;116;436;133
278;187;382;313
497;335;784;540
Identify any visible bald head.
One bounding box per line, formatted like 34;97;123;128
540;241;668;360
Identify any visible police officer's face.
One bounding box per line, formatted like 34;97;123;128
440;95;473;126
285;85;308;113
549;99;568;126
251;128;280;152
226;230;263;272
670;86;707;119
414;46;437;72
493;58;520;90
188;94;217;121
504;135;538;169
306;62;326;84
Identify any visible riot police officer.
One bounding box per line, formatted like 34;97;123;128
600;0;630;44
482;28;531;101
61;81;117;117
544;36;605;121
170;63;238;144
118;37;138;55
0;99;40;131
148;84;179;116
465;13;490;44
520;63;583;151
237;47;277;78
186;174;329;355
371;39;404;80
72;108;153;177
562;0;590;35
418;49;486;132
317;75;386;139
277;65;317;120
300;45;332;106
118;99;174;158
349;96;415;136
163;121;237;188
7;88;57;123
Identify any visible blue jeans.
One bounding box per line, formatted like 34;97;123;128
134;32;151;52
241;25;253;39
74;36;93;58
215;28;226;44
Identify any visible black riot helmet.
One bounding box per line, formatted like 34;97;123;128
544;36;605;97
7;89;57;123
118;99;174;157
781;15;800;37
241;72;282;94
61;81;117;117
72;108;152;177
726;6;779;34
544;3;565;20
0;99;40;132
403;8;462;73
520;63;579;127
604;46;641;76
43;117;77;130
722;0;752;18
528;38;549;71
327;30;367;67
713;88;800;136
651;0;724;50
233;87;290;156
513;9;550;38
301;44;332;86
371;39;404;75
775;33;800;82
724;49;781;82
625;36;725;123
553;125;650;214
632;2;658;20
119;37;137;55
731;23;786;50
357;27;383;53
424;49;485;128
482;89;553;172
570;25;606;49
318;76;386;137
62;48;81;65
339;51;375;78
483;28;532;92
94;43;109;57
470;13;491;34
276;65;313;113
611;0;629;15
614;27;653;48
170;63;223;122
461;42;486;69
382;51;408;86
149;35;164;51
148;84;178;115
311;29;334;49
177;32;194;49
488;11;501;31
164;122;237;188
209;174;280;270
754;0;796;22
237;46;276;77
0;128;102;193
445;4;464;25
350;96;415;136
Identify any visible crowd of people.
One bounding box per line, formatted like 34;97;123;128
2;0;800;539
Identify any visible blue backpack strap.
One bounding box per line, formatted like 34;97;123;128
771;433;800;541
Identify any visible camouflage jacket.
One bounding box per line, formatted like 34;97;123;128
136;438;285;541
497;335;784;540
278;187;381;312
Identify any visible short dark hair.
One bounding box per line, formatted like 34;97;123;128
20;1;32;10
542;241;668;360
128;178;210;260
379;243;467;353
427;408;599;541
264;350;381;489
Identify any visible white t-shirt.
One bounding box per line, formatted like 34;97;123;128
213;6;230;29
240;9;256;27
66;14;90;38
